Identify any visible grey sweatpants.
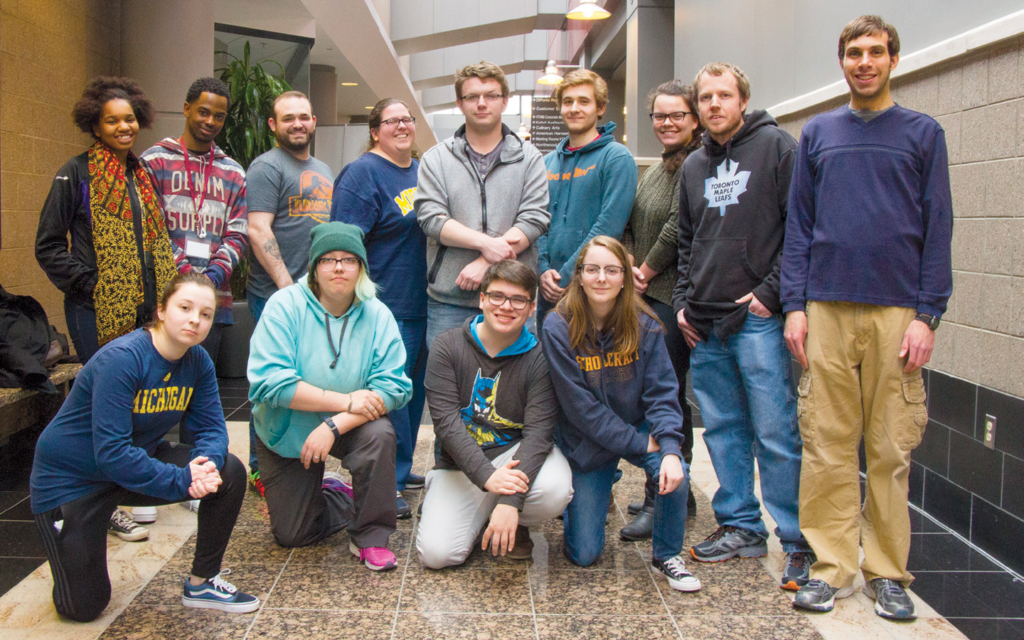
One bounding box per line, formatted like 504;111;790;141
256;417;397;550
416;445;573;569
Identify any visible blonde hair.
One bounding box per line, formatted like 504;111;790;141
307;263;379;302
554;69;609;109
693;62;750;103
454;61;509;99
553;236;660;355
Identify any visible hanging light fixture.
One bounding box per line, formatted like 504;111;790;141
537;60;564;85
566;1;610;20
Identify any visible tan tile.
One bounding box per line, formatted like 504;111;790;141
266;563;402;611
978;275;1014;333
401;567;531;613
950;219;984;273
0;246;45;287
677;615;822;640
531;569;665;615
97;603;256;640
394;612;535;640
949;163;985;218
937;64;964;116
983;158;1023;218
17;172;52;212
961;101;1017;162
988;41;1021;104
0;210;40;249
1;132;34;174
983;218;1015;274
536;614;681;640
961;52;989;110
935;112;961;165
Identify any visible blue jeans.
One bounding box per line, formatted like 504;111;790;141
564;451;690;565
393;318;427;489
64;299;100;365
247;293;270;473
689;313;809;553
425;299;480;349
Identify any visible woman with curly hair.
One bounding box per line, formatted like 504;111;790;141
619;79;703;539
35;76;178;365
541;236;698;592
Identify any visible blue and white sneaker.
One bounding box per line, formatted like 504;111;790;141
182;570;260;613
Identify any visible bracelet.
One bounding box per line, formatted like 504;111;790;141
323;415;340;439
347;394;354;413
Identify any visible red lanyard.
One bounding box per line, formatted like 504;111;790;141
179;138;213;237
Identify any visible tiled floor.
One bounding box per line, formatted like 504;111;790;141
0;377;1018;638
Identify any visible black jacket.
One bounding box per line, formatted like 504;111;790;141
672;110;797;341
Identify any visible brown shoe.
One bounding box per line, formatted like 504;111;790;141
507;525;534;560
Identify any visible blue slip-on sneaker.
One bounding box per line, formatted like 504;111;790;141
182;570;260;613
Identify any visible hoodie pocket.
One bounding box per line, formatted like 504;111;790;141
688;237;762;302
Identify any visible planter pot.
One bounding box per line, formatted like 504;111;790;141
217;300;254;379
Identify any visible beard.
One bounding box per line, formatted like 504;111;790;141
276;127;314;152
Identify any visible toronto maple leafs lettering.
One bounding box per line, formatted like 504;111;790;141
459;370;523;447
704;159;751;215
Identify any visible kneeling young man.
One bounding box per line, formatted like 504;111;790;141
417;260;573;568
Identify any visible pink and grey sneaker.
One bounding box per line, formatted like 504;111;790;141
349;542;397;571
322;471;354;500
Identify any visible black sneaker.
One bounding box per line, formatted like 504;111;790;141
397;492;412;519
690;525;767;562
652;555;701;592
108;508;149;542
404;473;425;490
792;578;854;612
863;578;916;620
781;551;816;591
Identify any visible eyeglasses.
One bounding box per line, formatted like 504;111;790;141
483;291;533;310
317;256;360;270
460;93;505;104
650;111;692;124
581;264;625;277
381;116;416;127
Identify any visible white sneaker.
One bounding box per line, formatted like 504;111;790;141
182;500;200;513
131;506;158;524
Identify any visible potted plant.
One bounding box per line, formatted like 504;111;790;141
215;42;291;377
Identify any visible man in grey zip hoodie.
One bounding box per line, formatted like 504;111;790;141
415;61;550;347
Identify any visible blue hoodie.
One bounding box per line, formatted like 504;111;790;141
539;122;638;283
248;280;412;459
541;310;683;473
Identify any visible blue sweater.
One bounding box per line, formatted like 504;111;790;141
541;311;683;472
330;153;426;319
539;123;638;283
781;105;953;317
30;329;227;514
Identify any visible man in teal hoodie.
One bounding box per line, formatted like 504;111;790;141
538;69;638;328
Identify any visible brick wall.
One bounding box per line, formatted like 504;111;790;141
777;34;1024;401
0;0;121;338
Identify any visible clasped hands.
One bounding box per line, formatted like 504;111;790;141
188;456;222;499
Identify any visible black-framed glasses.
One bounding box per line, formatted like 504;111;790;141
381;116;416;127
482;291;532;310
650;111;692;124
317;256;360;270
460;92;505;104
580;264;625;278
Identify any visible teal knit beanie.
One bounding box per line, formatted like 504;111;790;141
308;222;368;270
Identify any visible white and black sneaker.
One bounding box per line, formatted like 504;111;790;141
182;569;260;613
108;508;149;542
652;554;701;592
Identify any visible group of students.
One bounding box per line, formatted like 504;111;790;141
27;12;952;627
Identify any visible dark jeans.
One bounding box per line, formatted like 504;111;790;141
393;319;427;489
646;297;694;464
33;444;247;622
247;293;270;472
64;298;101;365
256;417;397;549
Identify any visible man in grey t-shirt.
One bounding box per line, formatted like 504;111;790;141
245;90;333;491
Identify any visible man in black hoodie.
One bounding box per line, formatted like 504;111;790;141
672;62;813;591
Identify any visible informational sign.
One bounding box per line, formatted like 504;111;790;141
530;96;568;154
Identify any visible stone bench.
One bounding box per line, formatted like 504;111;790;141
0;363;81;445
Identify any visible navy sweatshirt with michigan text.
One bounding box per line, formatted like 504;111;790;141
541;311;683;473
780;105;953;317
31;329;227;514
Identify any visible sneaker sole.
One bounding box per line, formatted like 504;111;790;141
182;595;260;613
793;586;855;612
131;513;157;524
653;566;702;592
108;529;148;542
689;543;767;563
861;585;917;620
349;542;397;571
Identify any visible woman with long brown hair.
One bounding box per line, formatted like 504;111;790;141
620;79;703;538
541;236;698;592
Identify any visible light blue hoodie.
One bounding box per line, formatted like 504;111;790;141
248;279;412;459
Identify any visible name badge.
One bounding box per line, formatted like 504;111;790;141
185;239;211;261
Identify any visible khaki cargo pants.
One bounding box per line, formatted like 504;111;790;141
797;301;927;589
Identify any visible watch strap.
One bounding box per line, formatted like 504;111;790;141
915;313;940;330
323;415;340;438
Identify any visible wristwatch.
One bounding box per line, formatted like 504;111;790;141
323;415;341;438
915;313;940;331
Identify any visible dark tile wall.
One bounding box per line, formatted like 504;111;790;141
918;369;1024;575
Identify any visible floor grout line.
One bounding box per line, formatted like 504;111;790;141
525;556;540;640
241;546;294;640
390;432;431;639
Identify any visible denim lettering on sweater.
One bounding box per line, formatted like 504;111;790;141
30;329;227;514
539;123;638;283
541;311;683;473
780;105;953;316
247;280;412;459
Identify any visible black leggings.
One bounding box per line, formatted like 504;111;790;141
33;443;246;622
